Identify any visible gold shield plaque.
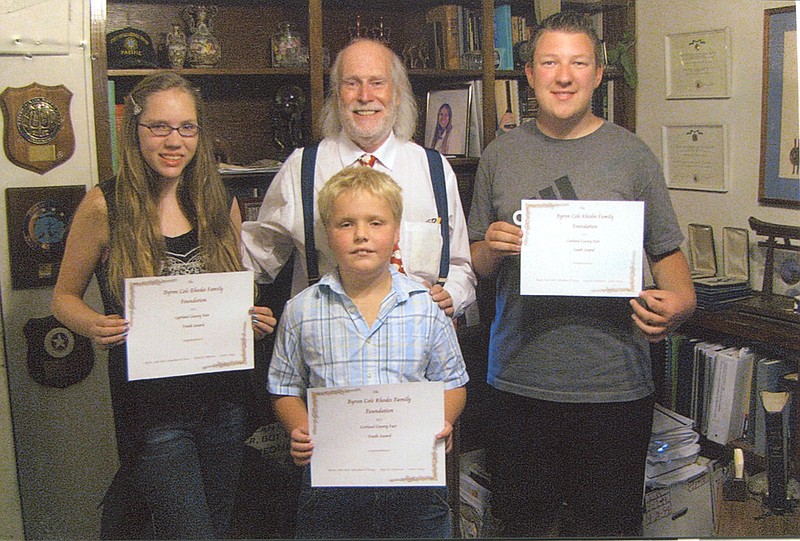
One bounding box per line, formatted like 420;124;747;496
1;83;75;174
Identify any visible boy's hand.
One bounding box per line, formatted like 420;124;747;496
289;427;314;466
436;421;455;454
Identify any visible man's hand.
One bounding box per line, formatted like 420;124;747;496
436;421;455;454
470;221;523;278
250;305;277;339
288;427;314;466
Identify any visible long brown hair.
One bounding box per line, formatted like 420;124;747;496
107;72;241;304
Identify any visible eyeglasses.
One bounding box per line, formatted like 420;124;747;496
138;123;201;137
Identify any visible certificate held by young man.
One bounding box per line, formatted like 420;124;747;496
307;381;446;487
513;200;644;297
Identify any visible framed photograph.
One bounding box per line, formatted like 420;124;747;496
665;28;731;99
425;86;471;157
662;124;728;192
5;185;85;289
758;5;799;208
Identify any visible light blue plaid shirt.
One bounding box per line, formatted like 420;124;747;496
268;266;468;397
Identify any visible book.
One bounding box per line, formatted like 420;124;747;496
493;4;513;70
467;80;483;158
494;79;520;134
705;347;755;444
426;5;461;69
694;341;726;435
761;390;791;509
107;80;118;174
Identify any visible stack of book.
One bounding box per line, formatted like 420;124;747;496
693;276;752;311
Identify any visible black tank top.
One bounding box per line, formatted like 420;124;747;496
97;178;248;464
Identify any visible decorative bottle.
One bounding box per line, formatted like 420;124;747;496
271;22;304;67
165;24;187;69
184;5;221;68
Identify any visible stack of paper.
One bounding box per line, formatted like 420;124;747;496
218;158;282;175
459;449;499;538
646;404;704;487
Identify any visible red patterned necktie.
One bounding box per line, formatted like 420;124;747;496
358;153;376;167
358;154;405;274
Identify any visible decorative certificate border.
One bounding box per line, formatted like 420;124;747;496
663;124;728;192
665;28;731;99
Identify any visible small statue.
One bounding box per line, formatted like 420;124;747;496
272;85;306;157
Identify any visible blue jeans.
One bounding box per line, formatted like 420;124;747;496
133;400;246;539
294;468;452;538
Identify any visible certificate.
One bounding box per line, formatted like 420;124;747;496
663;124;728;192
308;382;445;487
665;28;731;99
514;200;643;297
125;271;254;380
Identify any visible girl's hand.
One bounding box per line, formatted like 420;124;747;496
250;306;277;339
90;314;129;349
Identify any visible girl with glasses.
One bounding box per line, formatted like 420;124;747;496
52;72;276;539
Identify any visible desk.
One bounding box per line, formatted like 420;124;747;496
681;296;799;353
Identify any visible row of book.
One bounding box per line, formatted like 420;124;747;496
658;335;796;455
425;4;533;71
462;78;539;158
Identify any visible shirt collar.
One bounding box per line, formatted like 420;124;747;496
319;265;426;304
336;131;398;171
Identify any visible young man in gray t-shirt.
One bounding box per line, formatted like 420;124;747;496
468;11;696;538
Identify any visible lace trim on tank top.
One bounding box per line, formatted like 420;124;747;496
160;230;204;275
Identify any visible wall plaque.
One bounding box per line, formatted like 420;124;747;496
0;83;75;174
5;185;85;289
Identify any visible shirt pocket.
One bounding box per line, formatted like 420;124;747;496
400;221;442;279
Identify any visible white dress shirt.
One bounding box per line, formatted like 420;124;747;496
241;131;477;317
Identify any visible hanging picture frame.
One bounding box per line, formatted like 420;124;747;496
758;5;799;208
663;124;728;192
5;185;85;289
425;86;471;157
665;28;731;99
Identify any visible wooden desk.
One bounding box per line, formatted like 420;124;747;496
681;296;799;353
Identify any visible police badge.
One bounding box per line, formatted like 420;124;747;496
0;83;75;174
24;315;94;388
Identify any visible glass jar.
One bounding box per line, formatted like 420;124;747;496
271;22;304;67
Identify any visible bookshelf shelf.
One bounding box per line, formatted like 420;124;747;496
92;0;637;181
657;297;800;485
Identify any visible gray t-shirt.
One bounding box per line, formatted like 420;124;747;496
468;120;684;403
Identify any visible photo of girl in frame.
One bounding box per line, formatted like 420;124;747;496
425;87;470;157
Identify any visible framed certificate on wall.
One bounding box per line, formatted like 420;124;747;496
665;28;731;99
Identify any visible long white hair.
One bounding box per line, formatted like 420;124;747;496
321;38;418;141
